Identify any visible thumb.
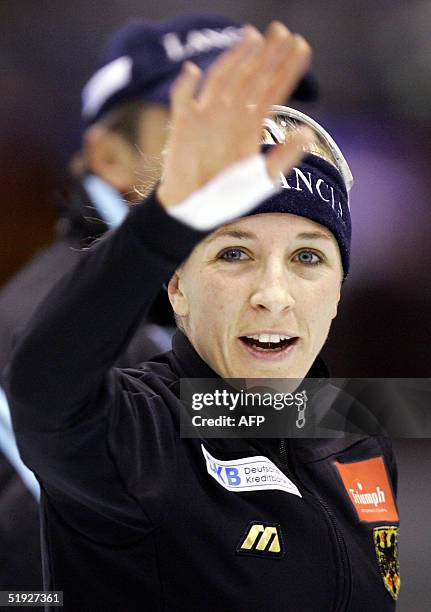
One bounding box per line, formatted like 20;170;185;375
265;126;316;181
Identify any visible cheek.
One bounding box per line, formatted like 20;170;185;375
187;273;227;324
300;282;340;333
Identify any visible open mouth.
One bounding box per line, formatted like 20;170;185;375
239;334;298;353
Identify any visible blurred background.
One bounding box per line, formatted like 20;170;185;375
1;1;430;610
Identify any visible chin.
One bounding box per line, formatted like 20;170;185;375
236;365;293;379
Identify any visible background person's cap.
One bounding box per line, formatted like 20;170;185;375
82;13;318;125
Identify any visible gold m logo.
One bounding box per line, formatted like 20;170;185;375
237;522;284;558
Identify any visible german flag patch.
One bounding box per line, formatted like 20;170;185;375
373;526;401;600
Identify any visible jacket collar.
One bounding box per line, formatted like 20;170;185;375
171;331;219;380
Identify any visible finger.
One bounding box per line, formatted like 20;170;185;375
265;126;316;181
170;61;202;111
198;26;264;106
257;34;312;111
230;22;292;104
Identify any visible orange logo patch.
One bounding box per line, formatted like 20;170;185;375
334;456;399;522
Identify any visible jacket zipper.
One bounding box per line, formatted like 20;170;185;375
278;438;352;612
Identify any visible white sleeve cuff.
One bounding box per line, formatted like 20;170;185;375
166;154;278;231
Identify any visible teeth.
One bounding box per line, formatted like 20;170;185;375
245;333;292;343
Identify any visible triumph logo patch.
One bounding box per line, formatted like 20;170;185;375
373;526;401;600
334;456;399;522
236;522;285;558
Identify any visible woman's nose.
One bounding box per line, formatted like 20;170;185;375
249;264;295;314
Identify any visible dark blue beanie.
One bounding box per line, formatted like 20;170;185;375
253;148;351;275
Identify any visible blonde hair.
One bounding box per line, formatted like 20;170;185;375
261;114;338;167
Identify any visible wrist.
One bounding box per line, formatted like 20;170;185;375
156;184;177;210
166;154;279;231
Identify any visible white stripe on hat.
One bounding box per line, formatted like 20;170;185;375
82;55;132;120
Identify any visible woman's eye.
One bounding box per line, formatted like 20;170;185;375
219;248;249;262
294;250;322;266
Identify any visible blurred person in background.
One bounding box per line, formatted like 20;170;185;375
0;11;316;595
0;12;242;596
0;13;245;376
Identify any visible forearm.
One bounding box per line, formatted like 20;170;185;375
7;192;205;429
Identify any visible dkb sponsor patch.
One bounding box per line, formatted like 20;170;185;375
201;445;301;497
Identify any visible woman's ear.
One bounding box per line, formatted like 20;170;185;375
167;271;189;317
331;286;342;320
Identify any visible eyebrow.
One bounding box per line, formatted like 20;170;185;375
295;231;332;241
203;229;257;245
204;228;332;245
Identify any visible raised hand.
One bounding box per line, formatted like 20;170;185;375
158;22;315;209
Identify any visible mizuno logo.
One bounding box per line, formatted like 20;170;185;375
236;522;284;558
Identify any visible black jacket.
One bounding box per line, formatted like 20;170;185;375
7;192;400;611
0;179;166;596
